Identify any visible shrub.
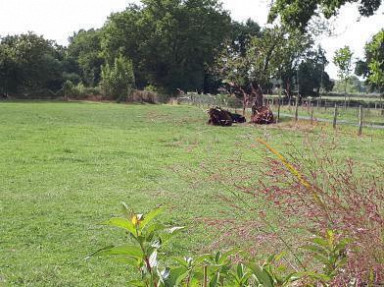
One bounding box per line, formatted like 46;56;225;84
100;55;135;101
130;89;158;104
62;80;74;100
65;82;101;100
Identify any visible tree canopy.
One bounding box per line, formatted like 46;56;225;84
364;29;384;93
216;26;314;100
268;0;382;31
101;0;231;93
298;46;334;97
0;0;382;100
67;29;104;86
333;46;353;82
0;33;64;94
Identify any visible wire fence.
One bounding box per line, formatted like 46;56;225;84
177;92;384;131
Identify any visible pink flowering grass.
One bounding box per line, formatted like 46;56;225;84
195;136;383;283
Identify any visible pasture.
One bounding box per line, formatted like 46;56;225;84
0;102;383;286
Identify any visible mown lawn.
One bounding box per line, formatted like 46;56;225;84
0;102;383;286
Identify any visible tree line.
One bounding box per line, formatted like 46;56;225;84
0;0;382;100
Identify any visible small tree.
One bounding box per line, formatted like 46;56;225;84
100;55;135;101
298;46;333;97
333;46;353;107
366;30;384;94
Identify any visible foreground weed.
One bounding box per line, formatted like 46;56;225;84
92;205;353;286
90;203;184;286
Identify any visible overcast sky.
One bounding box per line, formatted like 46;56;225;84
0;0;383;79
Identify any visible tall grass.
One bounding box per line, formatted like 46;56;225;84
196;136;383;284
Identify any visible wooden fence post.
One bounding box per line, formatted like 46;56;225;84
358;105;363;136
294;96;299;122
310;105;314;125
333;103;338;129
277;86;282;123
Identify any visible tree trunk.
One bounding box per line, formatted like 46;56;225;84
285;80;292;105
242;91;247;116
251;83;264;116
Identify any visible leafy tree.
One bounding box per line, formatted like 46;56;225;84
214;25;279;113
365;29;384;94
215;26;313;112
269;0;382;31
355;60;369;78
333;46;353;102
101;0;231;94
355;29;384;95
67;29;104;86
298;47;334;97
267;28;313;100
100;55;135;101
230;19;262;57
204;19;262;97
0;40;18;94
0;33;64;95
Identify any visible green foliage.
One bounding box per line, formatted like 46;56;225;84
333;46;353;97
230;19;262;57
94;205;353;286
216;25;312;98
62;80;74;98
67;29;104;86
248;252;300;287
302;230;350;280
92;204;185;286
0;32;65;94
298;46;334;96
101;0;231;94
63;82;101;99
247;26;287;86
365;29;384;93
268;0;382;31
355;60;369;79
207;19;262;93
333;46;353;81
100;55;135;101
266;28;313;97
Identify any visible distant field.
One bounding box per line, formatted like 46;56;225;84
1;102;383;286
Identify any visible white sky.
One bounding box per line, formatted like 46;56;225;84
0;0;383;79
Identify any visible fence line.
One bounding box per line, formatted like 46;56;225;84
178;93;384;134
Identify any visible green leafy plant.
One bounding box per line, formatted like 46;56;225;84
302;230;350;282
91;204;184;287
92;204;353;286
248;252;299;287
100;55;135;101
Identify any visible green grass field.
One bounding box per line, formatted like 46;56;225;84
1;102;383;286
